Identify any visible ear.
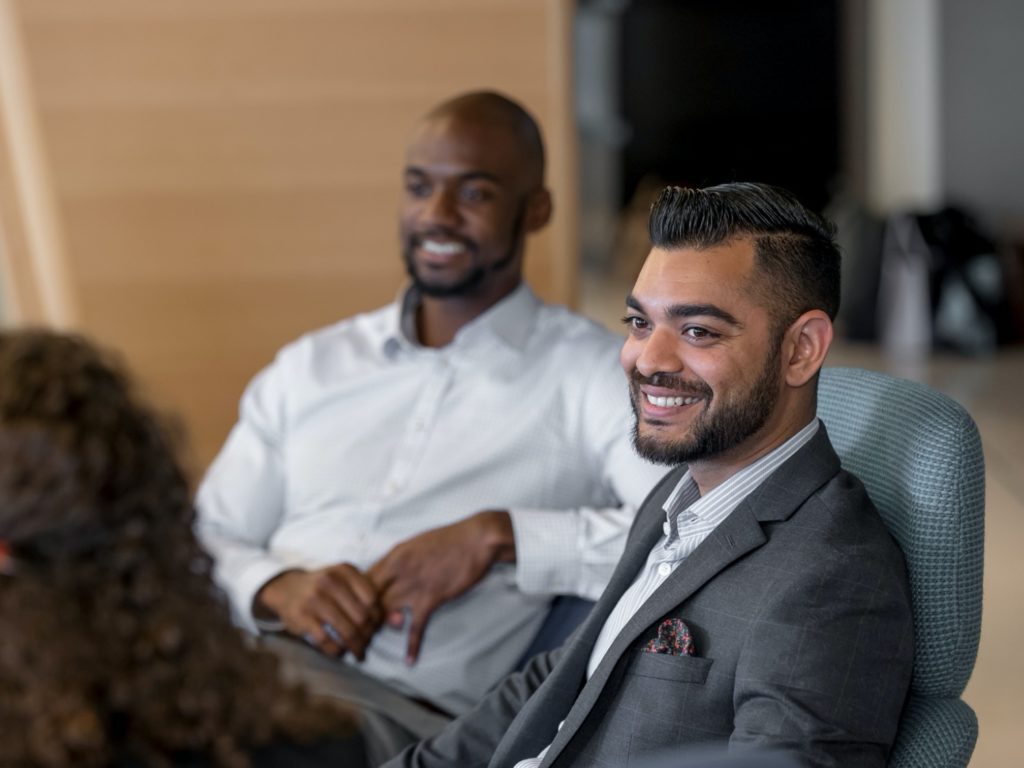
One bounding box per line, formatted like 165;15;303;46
782;309;833;388
523;187;553;233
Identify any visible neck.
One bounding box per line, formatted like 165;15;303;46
416;282;519;348
687;404;816;496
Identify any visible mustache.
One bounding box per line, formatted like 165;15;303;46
409;227;478;254
629;370;713;399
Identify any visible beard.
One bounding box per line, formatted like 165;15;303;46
630;348;781;466
402;202;526;298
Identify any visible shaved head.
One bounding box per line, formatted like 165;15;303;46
419;90;546;190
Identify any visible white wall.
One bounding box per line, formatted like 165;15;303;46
942;0;1024;234
865;0;943;214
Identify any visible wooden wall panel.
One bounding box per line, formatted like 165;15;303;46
0;0;77;327
2;0;577;468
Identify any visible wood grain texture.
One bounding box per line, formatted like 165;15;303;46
0;0;77;327
3;0;577;468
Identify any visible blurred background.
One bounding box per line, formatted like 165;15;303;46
0;0;1020;764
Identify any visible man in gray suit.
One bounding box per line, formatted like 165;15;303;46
386;182;914;768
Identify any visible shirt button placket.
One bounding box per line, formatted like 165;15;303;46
381;356;452;502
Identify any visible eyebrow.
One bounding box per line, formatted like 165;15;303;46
404;167;503;185
625;294;742;327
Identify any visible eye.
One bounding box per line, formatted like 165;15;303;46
620;315;649;334
405;179;431;199
683;326;719;343
459;184;495;203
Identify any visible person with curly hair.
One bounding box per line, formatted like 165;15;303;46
0;330;366;768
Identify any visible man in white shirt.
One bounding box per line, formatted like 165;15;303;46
196;91;665;756
386;182;913;768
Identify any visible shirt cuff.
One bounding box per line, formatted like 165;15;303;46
227;559;295;634
508;508;582;595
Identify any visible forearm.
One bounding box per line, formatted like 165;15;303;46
195;384;290;629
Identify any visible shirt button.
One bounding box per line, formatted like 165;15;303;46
662;521;671;536
384;481;399;497
658;562;672;577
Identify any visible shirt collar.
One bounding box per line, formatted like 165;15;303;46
382;281;539;356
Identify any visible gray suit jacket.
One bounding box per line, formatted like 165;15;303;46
389;427;914;768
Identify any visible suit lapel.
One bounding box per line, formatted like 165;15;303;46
489;466;685;768
539;426;841;767
540;502;766;766
569;463;690;664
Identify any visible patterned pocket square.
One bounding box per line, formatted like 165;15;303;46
644;617;696;656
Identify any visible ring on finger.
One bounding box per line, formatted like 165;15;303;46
322;622;343;644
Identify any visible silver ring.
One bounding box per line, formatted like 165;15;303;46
322;622;343;644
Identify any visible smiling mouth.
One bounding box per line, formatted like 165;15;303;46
420;239;468;257
644;393;702;408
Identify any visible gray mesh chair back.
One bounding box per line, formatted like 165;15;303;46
817;367;984;768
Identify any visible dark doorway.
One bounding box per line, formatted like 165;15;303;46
619;0;840;212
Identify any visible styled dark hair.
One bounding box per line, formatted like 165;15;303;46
648;182;841;336
0;331;351;767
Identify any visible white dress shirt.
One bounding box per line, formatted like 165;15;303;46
515;419;820;768
196;282;667;715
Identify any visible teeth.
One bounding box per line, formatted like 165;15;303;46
645;393;699;407
422;240;465;256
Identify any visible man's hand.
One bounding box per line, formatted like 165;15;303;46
255;564;383;660
368;510;516;664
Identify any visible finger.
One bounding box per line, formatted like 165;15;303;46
404;600;437;665
309;594;371;660
296;613;344;657
336;564;380;615
327;566;382;627
366;555;397;592
378;578;413;613
374;578;410;628
280;597;342;656
321;571;382;633
305;632;343;658
317;606;374;659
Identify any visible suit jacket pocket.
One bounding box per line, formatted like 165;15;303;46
628;651;713;684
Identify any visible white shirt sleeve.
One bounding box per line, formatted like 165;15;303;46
195;361;294;632
507;342;669;599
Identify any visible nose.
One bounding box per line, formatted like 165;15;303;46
623;326;684;379
419;185;460;229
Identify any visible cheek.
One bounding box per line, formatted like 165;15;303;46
682;351;733;393
398;210;416;239
709;361;758;403
619;339;639;374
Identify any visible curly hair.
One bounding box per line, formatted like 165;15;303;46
0;330;354;767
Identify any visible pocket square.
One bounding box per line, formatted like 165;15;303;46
644;617;696;656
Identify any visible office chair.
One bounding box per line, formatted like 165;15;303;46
818;367;985;768
519;367;984;768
